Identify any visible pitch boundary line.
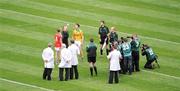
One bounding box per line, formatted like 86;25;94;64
1;9;180;80
0;78;56;91
142;70;180;80
1;9;180;45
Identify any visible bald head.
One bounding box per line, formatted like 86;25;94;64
48;42;52;47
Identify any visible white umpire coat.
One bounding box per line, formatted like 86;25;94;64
42;47;54;68
107;49;122;71
68;44;80;66
58;47;72;68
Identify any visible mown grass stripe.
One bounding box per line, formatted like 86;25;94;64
29;0;180;29
0;41;41;57
61;0;180;22
1;4;180;43
0;59;42;76
1;0;179;36
1;58;180;91
0;78;55;91
2;19;180;60
100;0;180;14
142;70;180;80
0;50;42;67
133;0;180;9
0;24;53;43
0;8;180;45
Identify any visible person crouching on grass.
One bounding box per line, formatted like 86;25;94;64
107;42;122;84
42;43;54;81
86;38;97;76
58;44;72;81
68;40;80;79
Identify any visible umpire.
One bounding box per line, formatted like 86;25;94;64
42;43;54;80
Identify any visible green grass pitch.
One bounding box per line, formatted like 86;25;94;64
0;0;180;91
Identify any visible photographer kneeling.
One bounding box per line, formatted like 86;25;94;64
141;44;158;69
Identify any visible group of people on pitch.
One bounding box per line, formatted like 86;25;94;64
42;23;97;81
41;21;159;84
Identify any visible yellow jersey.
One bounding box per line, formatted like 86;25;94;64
72;29;84;42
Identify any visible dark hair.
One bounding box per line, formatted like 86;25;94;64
90;38;94;42
76;23;80;28
57;29;61;32
70;39;75;44
100;20;105;24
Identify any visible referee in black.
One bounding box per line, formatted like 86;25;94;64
86;38;97;76
98;20;109;55
61;25;69;48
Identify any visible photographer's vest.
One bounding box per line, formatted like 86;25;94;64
145;48;155;61
121;43;131;57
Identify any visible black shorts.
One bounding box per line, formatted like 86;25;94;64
88;57;96;63
100;38;109;45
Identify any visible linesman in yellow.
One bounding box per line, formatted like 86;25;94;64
72;23;84;60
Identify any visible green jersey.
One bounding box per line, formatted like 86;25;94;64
86;42;97;57
109;32;118;43
131;39;140;52
121;42;132;57
142;48;155;61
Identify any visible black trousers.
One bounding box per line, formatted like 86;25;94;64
108;71;119;84
63;40;69;48
70;65;79;79
43;68;53;80
144;59;154;69
59;68;70;81
120;58;126;74
132;51;140;71
124;56;132;75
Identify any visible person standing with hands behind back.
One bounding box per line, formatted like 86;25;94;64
68;40;80;79
58;44;72;81
42;43;54;81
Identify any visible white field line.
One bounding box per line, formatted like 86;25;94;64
1;9;180;80
0;78;56;91
1;9;180;45
142;70;180;80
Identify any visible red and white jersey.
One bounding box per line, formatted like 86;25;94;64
54;33;62;48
